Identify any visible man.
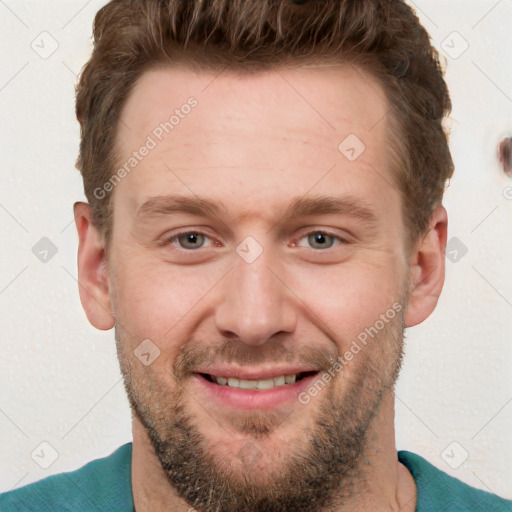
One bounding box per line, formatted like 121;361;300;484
1;0;510;510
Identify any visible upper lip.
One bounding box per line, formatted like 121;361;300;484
194;366;320;380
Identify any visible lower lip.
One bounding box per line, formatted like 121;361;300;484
192;373;320;410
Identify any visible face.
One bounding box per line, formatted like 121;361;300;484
97;64;414;511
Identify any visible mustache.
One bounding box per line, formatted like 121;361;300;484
173;339;338;379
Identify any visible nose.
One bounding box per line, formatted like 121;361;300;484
214;248;298;346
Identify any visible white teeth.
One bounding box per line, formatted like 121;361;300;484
256;378;275;390
239;379;258;390
212;373;298;389
274;375;285;387
227;377;240;388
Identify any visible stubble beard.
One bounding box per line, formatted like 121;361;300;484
115;306;406;512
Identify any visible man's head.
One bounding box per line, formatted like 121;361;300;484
73;1;450;511
76;0;453;252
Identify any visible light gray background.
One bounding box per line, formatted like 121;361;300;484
1;0;511;499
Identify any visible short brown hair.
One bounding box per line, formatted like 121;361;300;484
75;0;453;251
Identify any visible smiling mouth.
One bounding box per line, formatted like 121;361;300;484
199;371;318;390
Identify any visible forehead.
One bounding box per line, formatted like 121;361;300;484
112;63;397;225
118;62;389;149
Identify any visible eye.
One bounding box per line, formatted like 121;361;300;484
163;231;210;250
307;232;337;249
293;230;346;250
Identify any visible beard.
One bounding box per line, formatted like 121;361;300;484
115;299;406;512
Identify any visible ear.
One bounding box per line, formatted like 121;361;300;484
404;205;448;328
73;202;115;330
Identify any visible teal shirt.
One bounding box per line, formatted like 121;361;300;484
0;444;510;511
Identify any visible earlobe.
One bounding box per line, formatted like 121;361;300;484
73;201;115;330
403;205;448;328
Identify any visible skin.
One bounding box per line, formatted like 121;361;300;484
74;63;447;511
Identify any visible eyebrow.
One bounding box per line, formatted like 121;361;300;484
136;195;221;220
135;193;378;228
279;194;378;226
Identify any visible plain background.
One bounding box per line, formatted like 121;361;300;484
1;0;511;499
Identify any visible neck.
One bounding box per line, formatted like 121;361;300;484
131;393;416;512
339;392;417;511
131;420;189;512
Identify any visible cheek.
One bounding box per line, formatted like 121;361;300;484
291;259;404;343
111;258;224;345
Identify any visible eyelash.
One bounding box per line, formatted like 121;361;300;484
161;229;349;250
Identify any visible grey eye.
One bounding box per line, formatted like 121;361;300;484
308;232;336;249
177;232;206;249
